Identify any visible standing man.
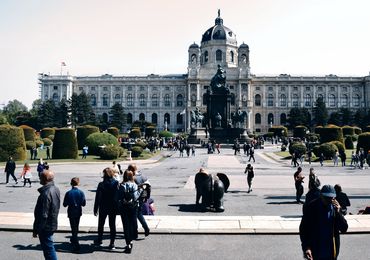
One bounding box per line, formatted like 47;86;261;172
300;185;348;260
248;146;255;162
46;146;51;160
5;156;18;184
294;167;305;203
33;170;61;260
244;164;254;193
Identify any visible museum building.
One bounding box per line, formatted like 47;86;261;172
39;12;370;133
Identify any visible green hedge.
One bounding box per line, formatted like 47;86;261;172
329;141;345;154
40;128;56;139
318;125;344;144
19;125;35;141
77;125;100;149
42;138;52;146
85;132;119;155
288;142;307;155
0;125;26;161
145;126;157;137
131;146;143;157
26;141;36;150
357;132;370;153
100;145;124;160
129;128;141;139
268;126;288;137
52;128;78;159
293;125;308;139
344;136;354;149
107;127;119;138
313;142;337;159
159;130;174;138
353;126;362;135
134;140;147;149
342;126;355;136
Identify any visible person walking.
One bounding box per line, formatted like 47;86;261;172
294;167;305;203
339;150;346;167
33;170;60;260
63;177;86;251
37;159;45;179
116;170;143;253
248;146;255;162
303;168;321;212
333;150;339;166
300;185;348;260
334;184;351;215
46;146;51;160
128;164;150;237
244;164;254;193
93;167;118;248
319;153;324;167
82;145;88;159
21;163;32;187
5;156;18;185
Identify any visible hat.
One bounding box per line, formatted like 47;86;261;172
321;184;336;198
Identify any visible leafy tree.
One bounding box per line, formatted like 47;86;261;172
29;99;42;117
0;112;8;124
313;97;328;126
354;108;370;129
339;108;353;126
70;92;93;128
2;99;28;124
287;108;311;128
37;100;57;129
54;99;70;128
109;103;126;131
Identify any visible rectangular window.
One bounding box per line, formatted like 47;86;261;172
306;87;310;91
242;84;248;91
103;87;108;91
53;85;58;90
152;86;157;91
91;86;96;91
79;87;83;91
115;86;121;91
229;85;234;90
255;86;260;91
165;86;170;91
281;86;285;91
293;87;298;91
268;87;273;91
140;86;145;91
128;86;132;91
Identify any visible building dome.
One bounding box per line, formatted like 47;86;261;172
189;42;199;49
239;42;249;49
201;10;237;45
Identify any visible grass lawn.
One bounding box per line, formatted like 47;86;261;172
274;149;356;163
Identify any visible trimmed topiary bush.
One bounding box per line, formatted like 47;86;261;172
99;145;124;160
353;126;362;135
159;130;174;138
314;126;323;135
42;138;52;147
342;126;355;136
40;128;56;139
288;142;307;155
319;125;344;144
268;126;288;137
357;132;370;153
129;128;141;139
19;125;35;141
25;141;36;150
0;125;26;161
351;134;358;141
313;142;337;159
77;125;100;149
85;132;119;155
52;128;78;159
293;125;308;139
344;136;354;149
364;125;370;133
131;146;143;157
329;141;345;154
107;127;119;138
35;139;44;148
145;126;157;138
134;140;147;149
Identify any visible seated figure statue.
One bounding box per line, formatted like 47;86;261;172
210;65;229;94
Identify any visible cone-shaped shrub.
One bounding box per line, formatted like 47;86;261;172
0;125;26;161
52;128;78;159
77;125;99;149
357;132;370;153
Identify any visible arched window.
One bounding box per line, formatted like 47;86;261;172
255;113;261;124
317;94;324;102
114;94;120;104
151;113;157;124
204;51;208;62
329;94;336;107
152;94;158;107
268;94;274;107
230;51;234;63
127;113;133;124
164;113;170;124
52;93;58;102
241;54;247;63
341;94;348;107
127;94;133;107
102;113;108;123
242;94;247;106
280;94;287;107
139;94;146;107
280;113;287;125
191;94;196;106
231;93;235;105
255;94;261;106
90;94;96;106
292;94;299;107
305;94;311;107
102;94;108;106
268;113;274;125
203;93;207;105
191;54;197;63
176;94;183;106
176;113;183;124
216;50;222;62
139;113;145;121
164;94;171;107
353;94;360;106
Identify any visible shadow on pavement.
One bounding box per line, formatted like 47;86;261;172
168;203;202;212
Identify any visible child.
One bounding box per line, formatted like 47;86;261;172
63;177;86;251
21;163;32;187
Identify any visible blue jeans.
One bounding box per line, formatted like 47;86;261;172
38;231;57;260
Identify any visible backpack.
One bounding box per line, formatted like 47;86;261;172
139;183;151;202
121;184;137;207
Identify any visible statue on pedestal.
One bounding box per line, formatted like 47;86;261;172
231;108;247;128
190;107;204;128
210;65;229;94
215;113;222;127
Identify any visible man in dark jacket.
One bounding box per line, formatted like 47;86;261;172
300;184;348;260
33;170;60;260
5;156;17;184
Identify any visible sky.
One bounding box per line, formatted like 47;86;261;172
1;0;370;109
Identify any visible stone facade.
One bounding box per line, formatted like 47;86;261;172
39;12;370;133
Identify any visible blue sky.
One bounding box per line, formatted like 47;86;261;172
1;0;369;108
